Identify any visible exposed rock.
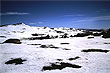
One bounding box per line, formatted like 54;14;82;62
3;39;21;44
5;58;26;65
81;49;109;53
56;59;63;61
102;29;110;38
40;44;59;49
92;32;102;36
60;33;68;38
104;43;110;44
74;32;92;37
0;36;6;38
40;45;49;48
27;44;41;45
60;43;70;44
42;62;81;71
26;35;52;40
55;30;64;33
32;33;38;36
63;48;71;50
87;36;94;39
68;56;80;61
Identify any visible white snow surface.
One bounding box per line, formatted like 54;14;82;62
0;23;110;73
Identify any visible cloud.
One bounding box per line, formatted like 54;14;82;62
64;14;85;17
74;15;110;22
29;22;44;25
0;12;30;16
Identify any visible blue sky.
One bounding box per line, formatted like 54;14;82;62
1;1;110;29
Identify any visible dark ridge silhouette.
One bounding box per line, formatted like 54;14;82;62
3;39;21;44
77;29;104;32
42;62;81;71
0;23;25;27
81;49;109;53
5;58;26;65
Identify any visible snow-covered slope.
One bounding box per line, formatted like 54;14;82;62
0;23;110;73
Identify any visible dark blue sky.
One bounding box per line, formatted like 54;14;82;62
1;1;110;29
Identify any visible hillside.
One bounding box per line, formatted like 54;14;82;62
0;23;110;73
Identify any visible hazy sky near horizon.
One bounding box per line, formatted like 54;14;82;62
1;1;110;29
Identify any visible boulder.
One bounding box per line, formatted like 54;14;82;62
3;39;21;44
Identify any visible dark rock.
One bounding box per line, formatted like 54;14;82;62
40;45;49;48
42;62;81;71
50;28;54;29
87;36;94;39
56;59;63;61
32;33;45;36
5;58;26;65
3;39;21;44
0;36;6;38
60;43;70;44
81;49;109;53
68;56;80;61
0;24;9;27
92;33;102;36
104;43;110;44
27;35;52;40
70;35;74;37
32;33;38;36
55;30;64;33
27;44;41;45
60;33;68;38
102;29;110;38
63;48;70;50
40;44;59;49
74;32;93;37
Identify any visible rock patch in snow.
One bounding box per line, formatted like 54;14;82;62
104;43;110;44
27;44;41;45
60;43;70;44
0;36;6;38
3;39;21;44
40;44;59;49
42;62;81;71
56;59;63;61
81;49;109;53
87;36;94;39
68;56;80;61
5;58;26;65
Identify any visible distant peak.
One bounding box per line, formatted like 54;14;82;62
12;23;26;25
0;23;26;27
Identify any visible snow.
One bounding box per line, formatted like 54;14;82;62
0;23;110;73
